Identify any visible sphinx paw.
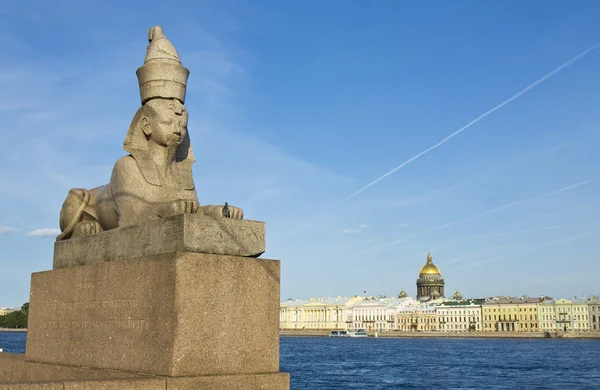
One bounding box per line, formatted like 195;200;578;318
170;199;199;215
227;206;243;219
73;221;103;237
200;205;243;220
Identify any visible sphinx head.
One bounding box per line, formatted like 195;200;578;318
123;98;193;163
142;98;188;150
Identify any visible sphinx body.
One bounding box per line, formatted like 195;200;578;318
56;27;242;241
58;98;242;241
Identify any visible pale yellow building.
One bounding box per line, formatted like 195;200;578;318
572;298;590;331
539;298;590;332
482;297;542;332
279;296;361;330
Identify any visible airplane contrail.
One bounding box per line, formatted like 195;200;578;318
360;177;599;255
341;42;600;203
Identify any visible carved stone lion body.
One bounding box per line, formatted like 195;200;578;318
57;98;241;240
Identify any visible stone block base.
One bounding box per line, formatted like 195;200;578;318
0;353;145;383
25;251;281;377
53;213;266;269
0;354;290;389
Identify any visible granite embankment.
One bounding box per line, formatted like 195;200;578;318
0;329;26;333
280;330;600;339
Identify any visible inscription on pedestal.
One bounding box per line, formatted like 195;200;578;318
26;252;280;377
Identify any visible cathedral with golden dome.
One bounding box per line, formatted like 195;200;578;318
416;253;445;301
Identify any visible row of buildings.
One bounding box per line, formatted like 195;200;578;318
280;294;600;333
280;254;600;333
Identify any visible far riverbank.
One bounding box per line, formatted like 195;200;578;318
280;330;600;339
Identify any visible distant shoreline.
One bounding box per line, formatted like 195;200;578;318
280;330;600;339
3;328;599;338
0;329;27;333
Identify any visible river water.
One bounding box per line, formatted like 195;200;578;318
2;332;599;389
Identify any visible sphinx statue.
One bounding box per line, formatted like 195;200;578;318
57;26;242;241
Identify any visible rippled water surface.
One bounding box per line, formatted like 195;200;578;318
280;336;600;389
2;332;599;389
0;331;26;354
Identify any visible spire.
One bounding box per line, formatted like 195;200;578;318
427;252;432;264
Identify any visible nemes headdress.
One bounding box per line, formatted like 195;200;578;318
136;26;190;105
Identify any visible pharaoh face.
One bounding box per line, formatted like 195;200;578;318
142;99;188;149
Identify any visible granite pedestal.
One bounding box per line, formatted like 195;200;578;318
1;216;289;389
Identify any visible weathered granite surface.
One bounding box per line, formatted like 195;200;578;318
27;252;280;377
0;353;146;383
0;353;290;388
0;383;63;390
166;373;290;389
62;378;164;390
0;371;289;389
53;213;265;269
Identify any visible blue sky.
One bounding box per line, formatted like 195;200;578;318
1;1;599;306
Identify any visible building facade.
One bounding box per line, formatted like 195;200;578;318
280;296;360;330
396;300;440;332
572;298;590;331
588;297;600;331
539;299;558;332
482;297;542;332
416;253;445;301
539;298;590;332
437;299;484;332
346;297;413;331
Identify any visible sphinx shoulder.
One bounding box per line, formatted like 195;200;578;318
111;155;143;179
108;155;145;189
114;155;137;171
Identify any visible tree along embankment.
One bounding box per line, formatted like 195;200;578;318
0;303;28;329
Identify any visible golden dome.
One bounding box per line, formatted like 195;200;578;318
419;253;441;275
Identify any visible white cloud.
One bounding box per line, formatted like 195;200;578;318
344;224;369;234
398;223;409;228
0;226;18;235
26;228;60;238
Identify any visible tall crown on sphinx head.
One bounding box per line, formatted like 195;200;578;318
136;26;190;105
